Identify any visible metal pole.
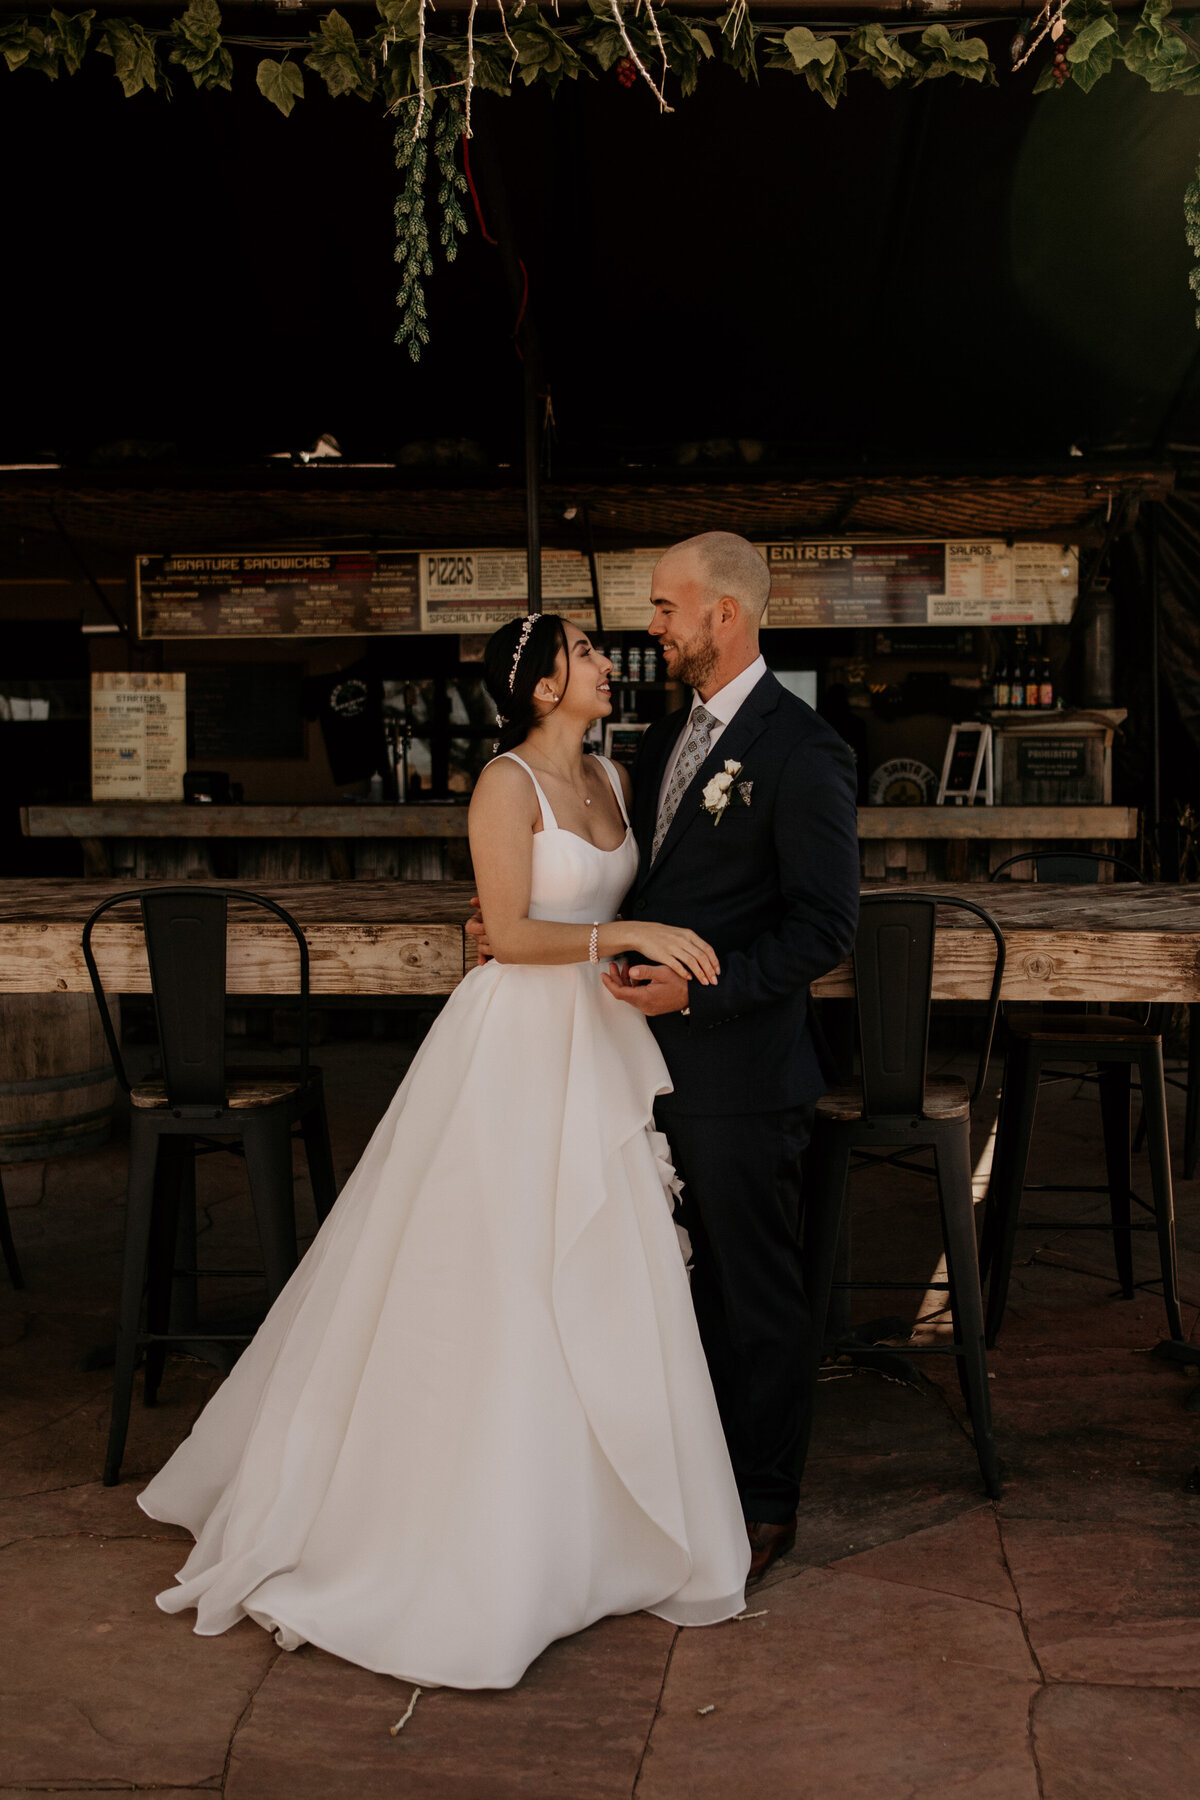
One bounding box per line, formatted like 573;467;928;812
524;361;542;616
1150;503;1162;863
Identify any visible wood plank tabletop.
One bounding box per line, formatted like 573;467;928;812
22;804;472;840
2;879;1199;1003
0;882;477;997
23;802;1137;843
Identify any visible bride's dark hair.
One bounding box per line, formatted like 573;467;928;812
484;613;571;755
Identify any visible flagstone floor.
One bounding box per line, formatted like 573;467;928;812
3;1024;1200;1799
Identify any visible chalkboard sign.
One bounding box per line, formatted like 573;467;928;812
187;665;304;760
936;722;993;805
947;727;986;789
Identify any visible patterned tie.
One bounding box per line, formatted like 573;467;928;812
652;705;717;861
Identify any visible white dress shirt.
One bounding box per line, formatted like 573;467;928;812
657;654;768;818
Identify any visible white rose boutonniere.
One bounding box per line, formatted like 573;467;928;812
701;760;754;826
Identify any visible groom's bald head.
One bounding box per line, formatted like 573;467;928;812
657;532;771;628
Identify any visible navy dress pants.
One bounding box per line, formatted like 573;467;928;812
656;1102;816;1525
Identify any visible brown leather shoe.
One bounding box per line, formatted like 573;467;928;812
745;1517;797;1584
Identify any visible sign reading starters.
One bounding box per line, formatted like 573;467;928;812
762;541;1078;627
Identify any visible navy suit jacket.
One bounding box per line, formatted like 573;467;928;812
625;670;860;1116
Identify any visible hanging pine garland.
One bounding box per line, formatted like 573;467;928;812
5;0;1200;354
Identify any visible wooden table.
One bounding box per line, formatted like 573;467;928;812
0;881;477;997
2;879;1200;1004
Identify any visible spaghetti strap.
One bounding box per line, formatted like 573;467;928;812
499;752;558;830
596;755;631;829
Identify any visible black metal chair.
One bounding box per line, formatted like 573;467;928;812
0;1170;23;1289
83;886;339;1486
982;851;1186;1349
804;892;1006;1499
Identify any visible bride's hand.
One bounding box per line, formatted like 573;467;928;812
629;924;721;985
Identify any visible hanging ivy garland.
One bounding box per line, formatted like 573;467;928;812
4;0;1200;356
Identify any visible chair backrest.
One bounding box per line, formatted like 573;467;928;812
82;885;310;1109
854;892;1006;1119
990;849;1143;885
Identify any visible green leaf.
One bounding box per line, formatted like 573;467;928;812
579;20;628;73
442;35;512;97
257;56;304;115
305;8;375;99
509;4;583;92
1125;0;1195;90
168;0;231;89
781;25;846;106
51;10;94;76
719;10;758;81
376;0;423;34
919;23;995;84
1068;15;1117;58
846;21;920;88
1032;59;1058;91
0;19;61;77
98;18;159;96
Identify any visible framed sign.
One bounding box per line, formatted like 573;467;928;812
761;540;1078;628
603;721;650;770
419;549;597;632
91;672;186;800
137;551;421;638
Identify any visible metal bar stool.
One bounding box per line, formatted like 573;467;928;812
804;892;1007;1499
982;850;1186;1350
83;886;339;1486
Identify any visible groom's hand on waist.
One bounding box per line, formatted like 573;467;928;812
601;961;691;1016
465;896;493;964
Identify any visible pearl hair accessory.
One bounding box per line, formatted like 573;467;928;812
508;615;538;692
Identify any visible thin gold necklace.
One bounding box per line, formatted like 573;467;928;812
524;751;593;805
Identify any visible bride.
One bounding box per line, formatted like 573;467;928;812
138;610;751;1691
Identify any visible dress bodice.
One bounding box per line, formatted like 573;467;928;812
500;753;638;927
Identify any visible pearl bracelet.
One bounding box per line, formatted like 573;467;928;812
589;923;600;964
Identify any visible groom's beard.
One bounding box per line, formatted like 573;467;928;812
671;619;719;691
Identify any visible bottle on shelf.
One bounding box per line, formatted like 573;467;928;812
1025;632;1040;708
627;647;643;682
609;644;623;679
1039;651;1054;710
1010;630;1026;708
992;644;1010;710
644;646;658;684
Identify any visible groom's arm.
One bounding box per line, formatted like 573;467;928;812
684;734;860;1030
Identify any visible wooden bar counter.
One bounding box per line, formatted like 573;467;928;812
22;802;1138;889
3;880;1200;1005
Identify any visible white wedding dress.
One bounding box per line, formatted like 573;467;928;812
139;753;749;1690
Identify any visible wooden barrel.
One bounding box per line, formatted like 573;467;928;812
0;994;121;1163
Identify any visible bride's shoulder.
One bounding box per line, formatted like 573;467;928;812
470;753;539;823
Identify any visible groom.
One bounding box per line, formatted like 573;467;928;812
604;531;859;1581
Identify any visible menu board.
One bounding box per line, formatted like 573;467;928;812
137;552;421;638
135;538;1080;640
930;543;1079;625
91;672;187;800
596;549;662;631
764;540;1078;627
419;549;597;631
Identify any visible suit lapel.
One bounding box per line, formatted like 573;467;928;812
637;672;781;895
633;707;689;887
